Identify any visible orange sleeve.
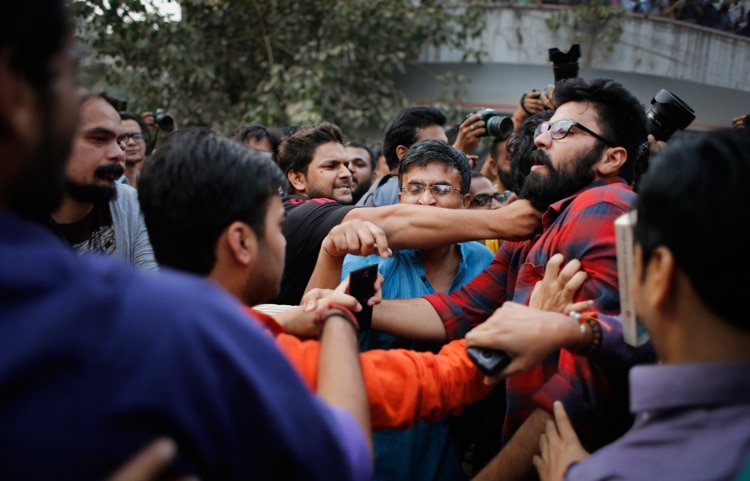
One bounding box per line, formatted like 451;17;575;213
251;307;492;431
361;339;493;431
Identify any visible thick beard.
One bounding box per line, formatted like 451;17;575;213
125;157;144;167
497;166;516;192
519;145;603;212
351;178;372;203
65;163;124;203
7;94;73;220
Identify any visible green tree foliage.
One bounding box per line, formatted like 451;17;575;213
72;0;487;137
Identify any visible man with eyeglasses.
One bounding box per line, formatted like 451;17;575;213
328;139;495;481
118;112;151;188
272;122;542;305
48;92;157;270
363;77;649;481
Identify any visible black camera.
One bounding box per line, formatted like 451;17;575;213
645;89;695;142
476;108;514;140
743;114;750;129
153;108;175;132
548;44;581;83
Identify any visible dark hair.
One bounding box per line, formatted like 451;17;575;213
370;142;384;172
508;110;554;191
345;140;375;166
1;2;72;98
383;106;448;171
634;130;750;332
553;78;648;184
398;139;471;194
276;122;345;181
230;124;282;155
120;111;154;155
138;127;287;276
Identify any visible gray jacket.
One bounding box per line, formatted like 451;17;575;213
111;183;158;271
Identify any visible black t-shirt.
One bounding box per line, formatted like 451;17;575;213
272;195;357;305
57;201;116;256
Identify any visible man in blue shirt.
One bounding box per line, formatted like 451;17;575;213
0;4;371;480
316;139;495;481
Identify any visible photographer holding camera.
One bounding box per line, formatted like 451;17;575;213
141;108;178;153
732;114;750;130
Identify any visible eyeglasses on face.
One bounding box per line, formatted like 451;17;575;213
534;119;613;147
401;183;463;197
117;133;145;145
470;191;511;208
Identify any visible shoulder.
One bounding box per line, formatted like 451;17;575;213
111;183;141;214
459;241;495;262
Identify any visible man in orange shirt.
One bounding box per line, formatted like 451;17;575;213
138;127;493;431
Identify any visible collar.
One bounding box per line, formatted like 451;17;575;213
629;361;750;413
542;177;628;228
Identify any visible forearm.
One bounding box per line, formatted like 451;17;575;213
317;316;372;455
473;408;552;481
371;298;448;342
346;202;539;250
307;250;345;292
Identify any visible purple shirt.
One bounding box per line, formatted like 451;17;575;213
566;361;750;481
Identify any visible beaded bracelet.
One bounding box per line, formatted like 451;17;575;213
567;311;603;355
314;303;359;337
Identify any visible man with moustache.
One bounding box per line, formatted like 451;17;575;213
366;77;648;481
271;122;542;305
49;92;157;270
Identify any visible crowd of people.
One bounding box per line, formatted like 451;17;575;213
498;0;750;36
2;2;749;481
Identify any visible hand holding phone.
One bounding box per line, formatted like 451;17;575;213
348;264;378;330
466;346;512;376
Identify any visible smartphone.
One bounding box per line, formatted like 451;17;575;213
466;347;512;376
348;263;378;330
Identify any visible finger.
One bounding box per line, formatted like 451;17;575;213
544;253;565;280
367;225;392;258
538;432;549;459
557;258;582;284
108;438;176;481
552;400;578;442
565;299;593;314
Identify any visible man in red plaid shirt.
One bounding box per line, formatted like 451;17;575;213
369;77;649;481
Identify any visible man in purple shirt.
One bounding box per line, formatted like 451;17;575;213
533;130;750;481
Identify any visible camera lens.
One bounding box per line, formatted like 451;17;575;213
645;89;695;142
154;109;175;132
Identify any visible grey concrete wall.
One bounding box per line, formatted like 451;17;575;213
396;6;750;130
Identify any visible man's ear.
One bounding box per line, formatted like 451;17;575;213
287;170;307;194
0;48;39;146
225;221;258;267
643;245;678;313
395;144;409;162
595;146;628;178
461;192;471;209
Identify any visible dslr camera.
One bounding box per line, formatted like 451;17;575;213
152;108;176;132
548;44;581;83
474;108;514;140
646;89;695;142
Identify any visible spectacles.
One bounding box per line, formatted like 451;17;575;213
470;191;511;208
401;183;463;196
117;133;145;145
534;119;613;147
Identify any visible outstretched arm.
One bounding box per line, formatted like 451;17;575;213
343;197;542;249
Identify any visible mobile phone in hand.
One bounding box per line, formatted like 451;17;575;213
467;346;511;376
348;263;378;330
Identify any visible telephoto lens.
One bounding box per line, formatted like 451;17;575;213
477;109;514;140
645;90;695;141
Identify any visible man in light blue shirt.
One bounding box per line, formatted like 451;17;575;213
343;139;494;481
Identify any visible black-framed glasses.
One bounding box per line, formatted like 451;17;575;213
117;133;145;145
534;119;614;147
470;191;511;208
401;183;463;196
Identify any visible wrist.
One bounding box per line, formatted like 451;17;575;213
314;303;359;337
567;312;602;355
